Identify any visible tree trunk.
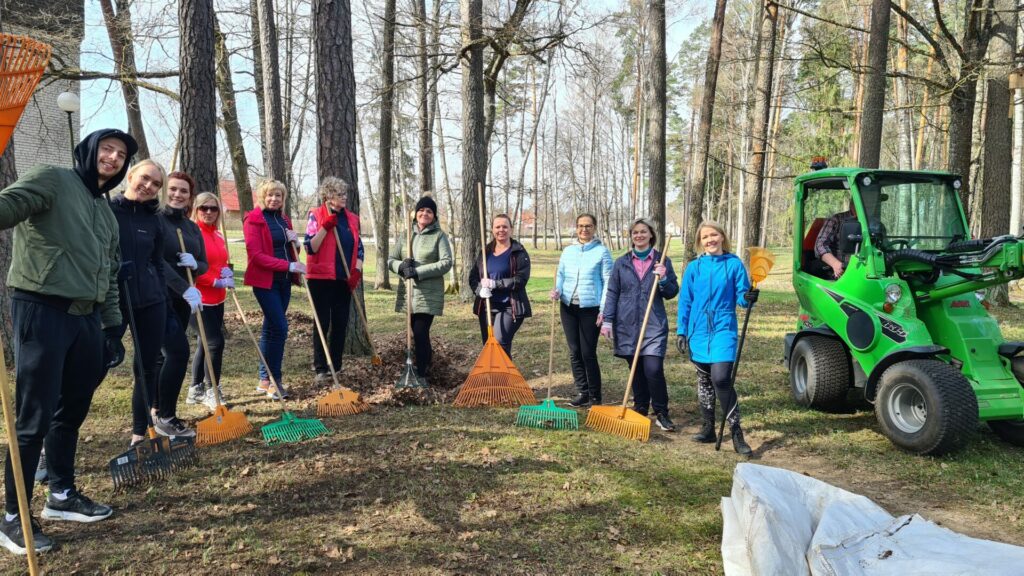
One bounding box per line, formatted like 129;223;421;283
645;0;666;243
893;0;914;169
214;18;253;212
415;0;433;193
857;0;890;169
980;0;1016;306
257;0;287;187
179;0;218;192
1012;16;1024;236
250;0;268;164
356;118;381;260
375;0;396;290
0;143;16;363
99;0;150;160
460;0;486;300
742;1;778;256
685;0;728;260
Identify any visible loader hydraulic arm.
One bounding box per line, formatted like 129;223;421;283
886;235;1024;301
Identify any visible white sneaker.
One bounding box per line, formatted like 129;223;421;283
185;385;204;405
202;389;219;410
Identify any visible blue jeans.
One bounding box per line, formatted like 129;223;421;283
253;277;291;383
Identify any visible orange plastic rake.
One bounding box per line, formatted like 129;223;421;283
0;34;51;159
453;184;537;408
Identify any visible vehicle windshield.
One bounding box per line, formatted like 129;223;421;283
857;174;966;251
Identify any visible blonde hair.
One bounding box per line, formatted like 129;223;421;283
318;176;350;203
125;159;167;192
694;220;732;254
191;192;222;225
256;179;287;205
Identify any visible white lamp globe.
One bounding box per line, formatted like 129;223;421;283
57;91;80;114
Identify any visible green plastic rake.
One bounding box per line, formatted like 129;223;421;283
515;299;578;430
262;411;329;445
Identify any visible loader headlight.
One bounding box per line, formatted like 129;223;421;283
885;284;902;304
953;179;962;190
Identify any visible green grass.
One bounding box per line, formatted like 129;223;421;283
1;238;1023;574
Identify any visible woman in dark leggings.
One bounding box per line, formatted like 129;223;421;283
153;171;206;435
190;192;232;408
108;160;170;446
676;221;758;455
469;214;531;357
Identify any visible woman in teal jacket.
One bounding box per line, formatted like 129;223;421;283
676;221;758;455
551;213;613;406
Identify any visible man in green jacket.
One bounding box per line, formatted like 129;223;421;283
0;128;136;556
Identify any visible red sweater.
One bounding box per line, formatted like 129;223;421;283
195;220;229;305
243;208;298;289
305;204;361;280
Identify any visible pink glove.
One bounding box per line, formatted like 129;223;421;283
480;278;497;289
549;288;560;301
596;313;604;326
654;263;666;277
600;322;613;339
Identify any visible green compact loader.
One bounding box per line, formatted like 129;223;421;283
784;166;1024;455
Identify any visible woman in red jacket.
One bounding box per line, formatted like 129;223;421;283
189;192;233;408
243;180;305;399
304;176;364;383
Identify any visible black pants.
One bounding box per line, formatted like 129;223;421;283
5;293;104;513
694;361;740;430
411;313;434;378
627;355;669;416
116;302;166;436
476;307;524;358
560;302;602;401
154;298;190;419
191;303;225;389
308;278;352;374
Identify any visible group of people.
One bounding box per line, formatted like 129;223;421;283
0;128;758;557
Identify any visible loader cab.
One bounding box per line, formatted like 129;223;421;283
795;175;861;281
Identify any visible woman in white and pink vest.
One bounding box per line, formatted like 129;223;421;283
304;176;364;384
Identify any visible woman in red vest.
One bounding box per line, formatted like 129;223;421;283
190;192;233;408
304;176;364;384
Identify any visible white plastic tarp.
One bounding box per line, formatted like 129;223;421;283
721;463;1024;575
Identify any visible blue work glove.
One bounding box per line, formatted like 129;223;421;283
177;252;198;270
183;287;203;312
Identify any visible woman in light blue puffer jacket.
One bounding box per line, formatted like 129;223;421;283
550;213;613;406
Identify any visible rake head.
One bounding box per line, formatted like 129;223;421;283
395;358;426;389
584;405;651;442
196;405;253;447
108;435;198;490
453;336;537;407
515;399;579;430
316;388;369;417
1;35;52;157
262;411;330;445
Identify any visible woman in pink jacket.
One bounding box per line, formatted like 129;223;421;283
242;180;305;399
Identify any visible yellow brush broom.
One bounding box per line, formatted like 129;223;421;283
585;235;672;442
177;230;253;445
453;184;537;407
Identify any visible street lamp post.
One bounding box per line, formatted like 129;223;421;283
56;91;80;161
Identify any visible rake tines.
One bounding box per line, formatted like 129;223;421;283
453;335;537;407
516;399;579;430
262;412;331;445
108;436;199;490
316;388;369;417
584;406;651;442
195;405;254;447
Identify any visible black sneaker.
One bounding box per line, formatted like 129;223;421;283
42;489;113;523
656;414;676;432
153;416;197;439
35;450;48;485
0;515;54;555
568;394;591;408
632;406;649;416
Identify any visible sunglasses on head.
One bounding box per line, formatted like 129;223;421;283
198;205;220;213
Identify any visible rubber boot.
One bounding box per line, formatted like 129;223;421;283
692;414;716;443
732;426;753;456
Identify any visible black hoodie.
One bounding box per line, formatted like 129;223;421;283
73;128;139;197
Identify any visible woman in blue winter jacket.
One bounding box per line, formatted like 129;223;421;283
600;218;679;431
676;221;759;455
551;213;613;407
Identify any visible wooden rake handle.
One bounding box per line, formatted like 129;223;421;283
290;243;341;389
476;183;493;327
177;229;224;407
328;209;379;362
619;235;672;415
0;337;40;575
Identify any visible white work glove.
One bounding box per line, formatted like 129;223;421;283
220;267;234;279
213;277;235;289
549;288;560;301
480;278;497;289
177;252;198;270
183;287;203;312
286;229;299;244
654;263;666;277
288;261;306;274
478;286;493;299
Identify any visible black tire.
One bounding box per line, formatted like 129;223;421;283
875;360;978;456
988;419;1024;447
789;335;851;410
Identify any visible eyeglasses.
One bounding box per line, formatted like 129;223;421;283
577;224;594;230
198;205;220;213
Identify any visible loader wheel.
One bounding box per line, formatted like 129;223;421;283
789;335;851;410
875;360;978;456
988;420;1024;447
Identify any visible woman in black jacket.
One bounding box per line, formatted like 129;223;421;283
108;159;169;446
468;214;532;357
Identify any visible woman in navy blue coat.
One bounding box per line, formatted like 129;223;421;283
600;219;679;432
676;221;758;455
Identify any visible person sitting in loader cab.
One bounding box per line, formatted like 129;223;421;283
814;200;857;279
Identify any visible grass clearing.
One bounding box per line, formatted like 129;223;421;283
2;239;1023;574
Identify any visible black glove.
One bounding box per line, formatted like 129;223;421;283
406;265;419;280
398;258;415;278
103;327;125;369
676;334;688;357
744;289;760;304
117;260;135;281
